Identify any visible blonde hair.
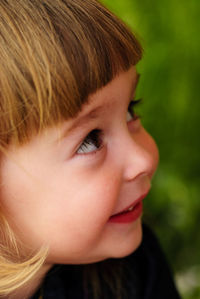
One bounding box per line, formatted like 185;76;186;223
0;0;142;296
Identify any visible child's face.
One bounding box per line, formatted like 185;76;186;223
0;67;159;265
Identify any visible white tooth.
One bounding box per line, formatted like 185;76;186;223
128;206;134;211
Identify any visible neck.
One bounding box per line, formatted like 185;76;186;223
4;264;52;299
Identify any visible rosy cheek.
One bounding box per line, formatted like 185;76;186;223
89;172;121;217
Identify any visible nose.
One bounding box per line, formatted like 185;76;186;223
120;129;158;182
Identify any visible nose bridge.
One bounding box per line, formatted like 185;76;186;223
121;130;154;181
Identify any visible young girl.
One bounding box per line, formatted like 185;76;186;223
0;0;181;298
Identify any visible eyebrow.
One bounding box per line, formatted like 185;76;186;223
62;72;140;136
64;104;109;136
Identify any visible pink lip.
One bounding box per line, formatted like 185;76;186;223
108;192;149;224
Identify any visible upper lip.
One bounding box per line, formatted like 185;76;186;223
110;191;149;217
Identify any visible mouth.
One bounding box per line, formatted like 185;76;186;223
108;192;149;224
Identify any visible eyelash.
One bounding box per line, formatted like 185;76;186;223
128;98;142;120
76;99;142;155
76;129;103;155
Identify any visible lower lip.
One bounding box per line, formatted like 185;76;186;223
108;201;143;224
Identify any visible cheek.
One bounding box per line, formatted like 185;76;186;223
41;164;121;236
67;166;121;223
62;167;121;235
45;169;122;262
0;161;34;219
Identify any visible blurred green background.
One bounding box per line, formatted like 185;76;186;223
102;0;200;298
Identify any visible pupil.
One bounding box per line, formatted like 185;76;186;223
88;129;101;148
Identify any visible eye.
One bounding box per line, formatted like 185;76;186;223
127;99;142;122
76;129;103;154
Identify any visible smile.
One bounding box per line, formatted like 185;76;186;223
108;192;149;224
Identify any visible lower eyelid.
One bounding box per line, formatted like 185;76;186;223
133;114;141;121
127;117;141;131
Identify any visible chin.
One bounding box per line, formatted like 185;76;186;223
112;220;143;259
116;235;142;259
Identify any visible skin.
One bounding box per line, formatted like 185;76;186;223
0;67;159;280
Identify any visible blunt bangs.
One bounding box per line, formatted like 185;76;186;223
0;0;143;146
